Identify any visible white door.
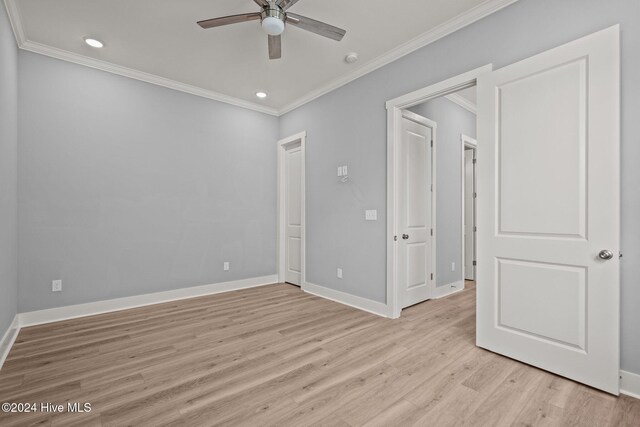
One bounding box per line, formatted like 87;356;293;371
399;111;435;309
476;26;620;394
284;143;302;285
464;147;476;280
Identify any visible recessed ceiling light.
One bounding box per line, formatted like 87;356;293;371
84;37;104;48
256;91;268;99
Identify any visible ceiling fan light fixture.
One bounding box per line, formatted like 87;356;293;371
261;16;285;36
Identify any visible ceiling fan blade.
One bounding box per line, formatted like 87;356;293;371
254;0;269;7
286;13;346;41
268;35;282;59
197;13;261;29
277;0;302;11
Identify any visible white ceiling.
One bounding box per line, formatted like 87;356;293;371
9;0;514;114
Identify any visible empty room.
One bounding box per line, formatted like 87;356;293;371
0;0;639;425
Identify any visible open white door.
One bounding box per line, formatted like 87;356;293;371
476;26;620;394
398;111;436;309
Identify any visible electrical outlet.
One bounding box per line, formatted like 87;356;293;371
451;262;455;272
337;268;343;279
224;262;230;271
337;166;343;177
52;280;62;292
365;210;377;221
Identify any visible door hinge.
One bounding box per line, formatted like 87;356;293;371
473;261;477;266
472;159;477;164
473;226;477;232
430;273;434;280
473;192;477;199
430;139;433;147
431;184;433;192
394;235;398;241
430;229;433;236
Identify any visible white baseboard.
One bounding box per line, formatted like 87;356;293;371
19;274;278;327
302;282;390;318
0;315;20;370
432;280;465;299
621;370;640;399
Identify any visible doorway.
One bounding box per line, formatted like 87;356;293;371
386;26;620;395
462;134;477;281
277;132;306;286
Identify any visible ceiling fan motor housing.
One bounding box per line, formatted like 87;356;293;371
261;2;286;36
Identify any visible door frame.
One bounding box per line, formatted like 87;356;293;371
461;134;477;282
386;64;492;319
277;131;306;285
399;109;438;309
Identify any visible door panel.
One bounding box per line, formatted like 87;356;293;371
477;26;620;394
399;114;434;308
497;258;586;350
285;145;302;285
498;59;586;238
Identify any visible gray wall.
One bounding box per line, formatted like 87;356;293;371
279;0;640;375
409;97;476;287
18;52;279;312
0;2;19;337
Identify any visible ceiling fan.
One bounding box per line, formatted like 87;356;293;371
197;0;346;60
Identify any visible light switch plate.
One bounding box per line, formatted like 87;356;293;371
365;210;377;221
224;262;230;271
52;280;62;292
337;268;343;279
337;166;343;177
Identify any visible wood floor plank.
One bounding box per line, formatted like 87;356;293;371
0;281;638;426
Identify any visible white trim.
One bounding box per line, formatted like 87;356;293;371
0;315;20;370
2;0;25;44
620;370;640;400
445;93;477;115
386;65;492;110
279;0;518;115
277;131;306;286
302;282;390;318
386;65;492;319
432;280;466;299
461;134;477;282
3;0;517;116
18;275;278;327
17;41;279;116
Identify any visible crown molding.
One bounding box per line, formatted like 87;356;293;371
278;0;518;115
4;0;518;117
444;93;477;114
19;41;280;116
3;0;278;116
3;0;25;44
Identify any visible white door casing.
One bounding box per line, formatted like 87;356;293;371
277;132;306;286
398;111;436;309
476;26;620;394
387;65;492;319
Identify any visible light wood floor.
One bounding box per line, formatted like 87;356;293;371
0;282;638;426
